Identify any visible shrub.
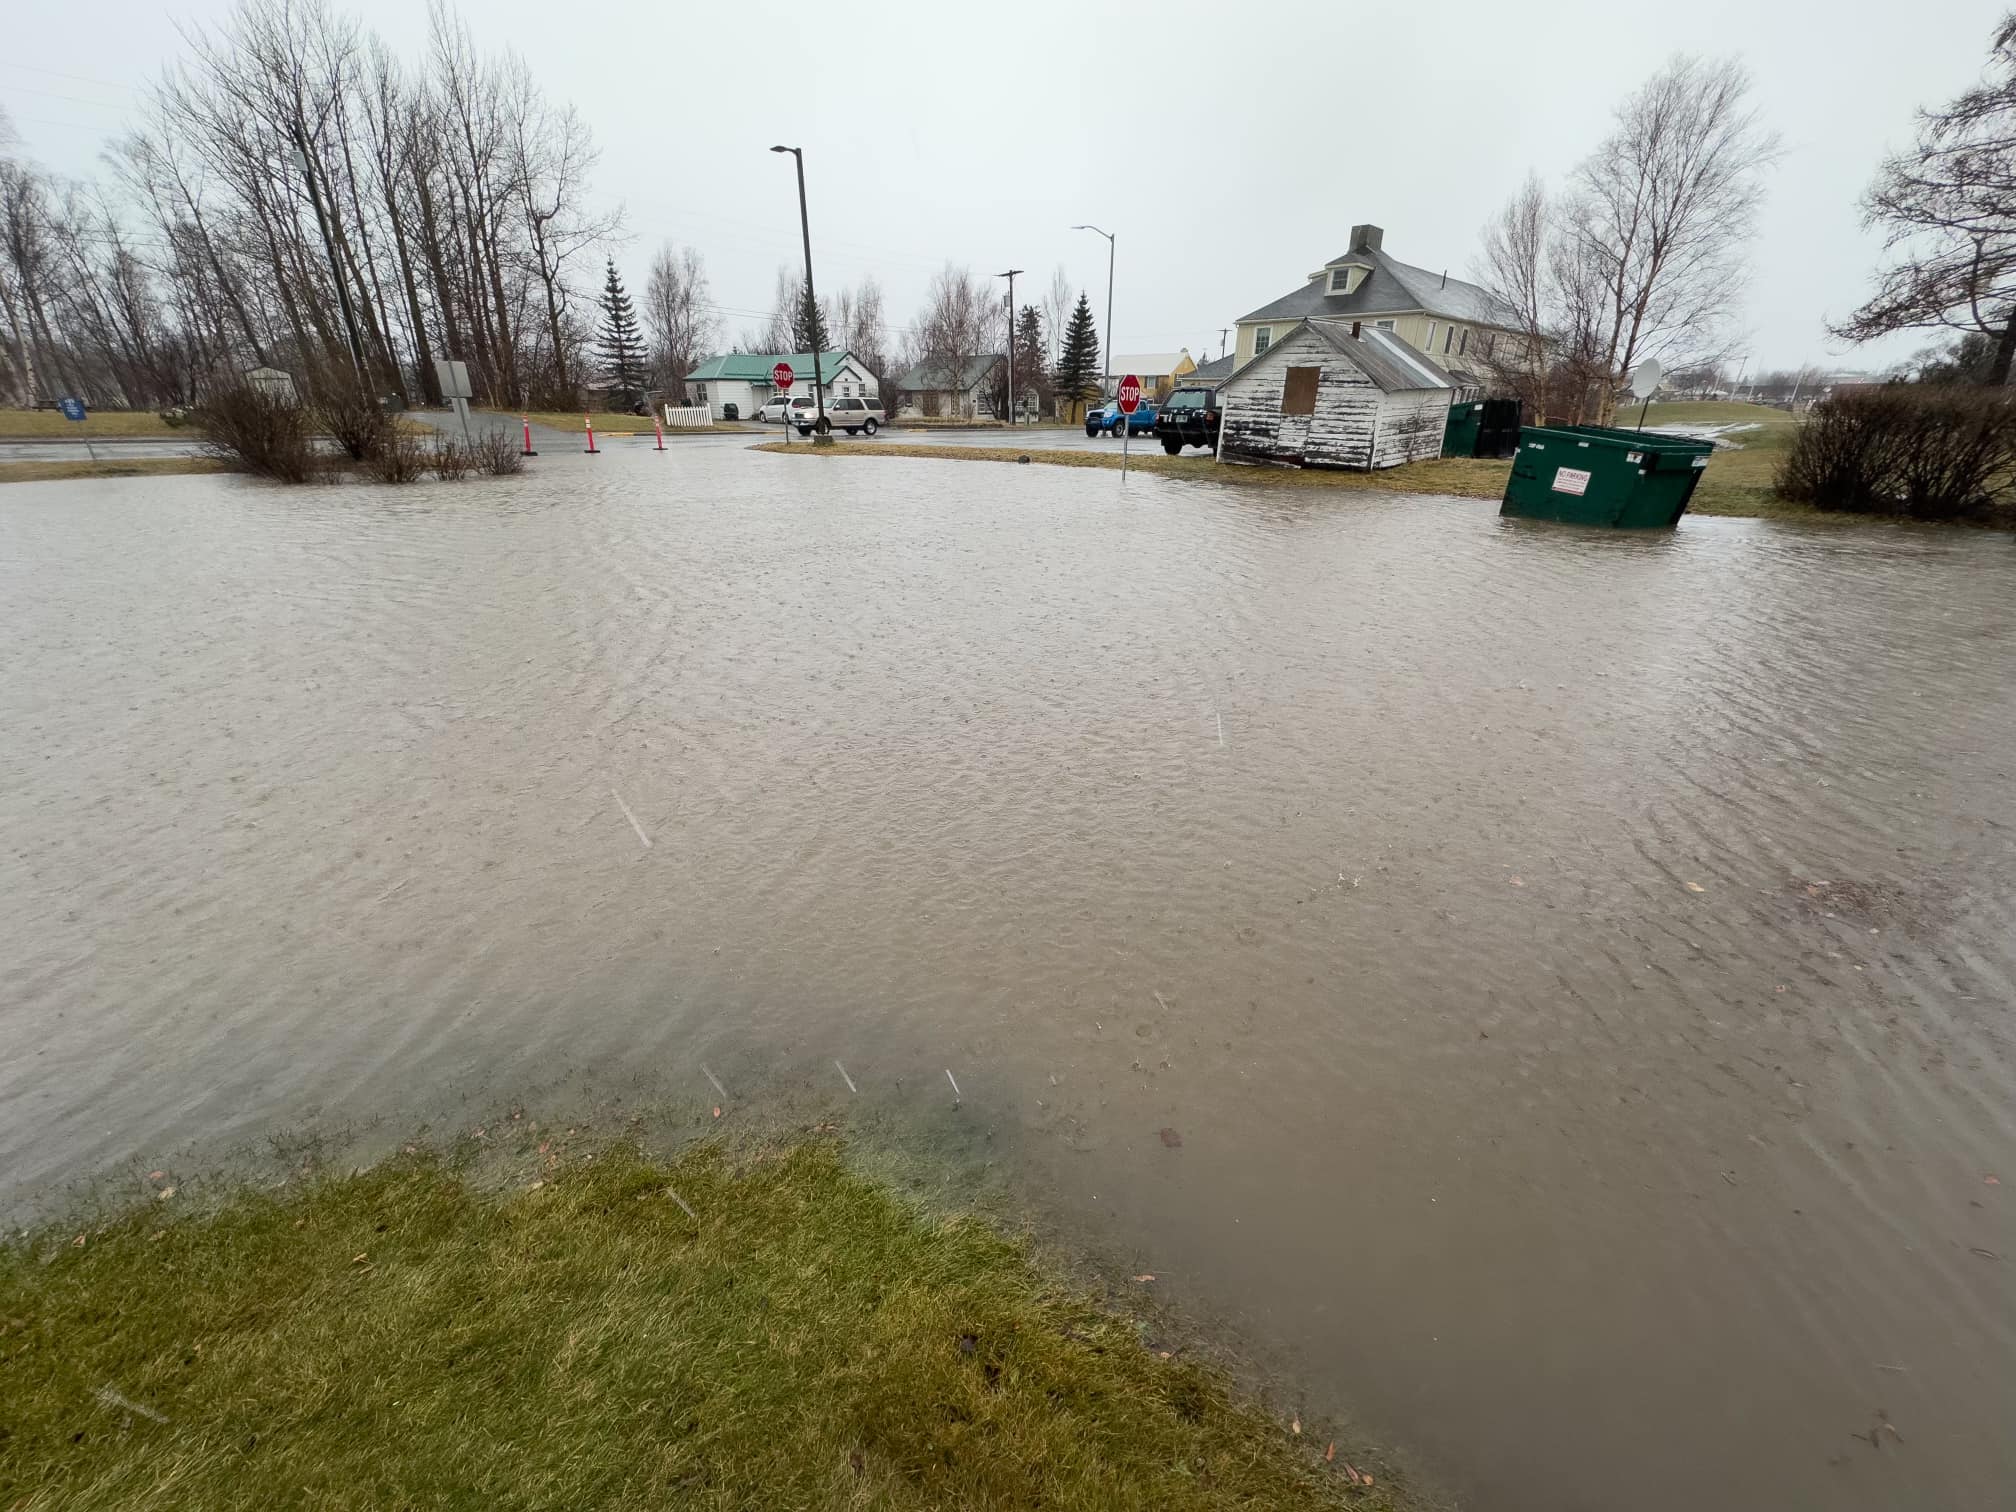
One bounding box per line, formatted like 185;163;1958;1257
470;428;524;476
1779;385;2016;521
158;406;193;428
365;425;429;484
196;385;314;483
315;385;392;462
430;437;471;481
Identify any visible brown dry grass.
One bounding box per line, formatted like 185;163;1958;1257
0;457;229;486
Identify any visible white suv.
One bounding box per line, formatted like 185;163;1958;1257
792;394;884;437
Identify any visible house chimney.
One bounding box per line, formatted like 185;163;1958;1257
1351;321;1361;339
1440;269;1447;288
1350;223;1384;253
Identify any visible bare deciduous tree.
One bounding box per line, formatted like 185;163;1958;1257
1570;55;1779;422
1835;14;2016;383
1042;263;1072;367
642;242;712;400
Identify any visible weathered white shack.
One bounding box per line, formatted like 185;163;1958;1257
1218;319;1461;471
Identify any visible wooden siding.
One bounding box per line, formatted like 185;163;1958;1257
1220;325;1453;471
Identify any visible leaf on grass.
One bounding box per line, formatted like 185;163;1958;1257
1290;1416;1300;1435
1985;1174;2001;1186
1685;881;1706;893
1324;1442;1335;1463
351;1253;368;1266
1158;1127;1183;1148
1132;1274;1155;1283
712;1106;723;1119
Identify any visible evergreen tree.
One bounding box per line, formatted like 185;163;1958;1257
597;258;648;410
792;285;833;355
1054;292;1101;418
1013;304;1048;412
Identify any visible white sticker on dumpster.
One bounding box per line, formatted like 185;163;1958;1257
1551;466;1592;495
1691;455;1709;468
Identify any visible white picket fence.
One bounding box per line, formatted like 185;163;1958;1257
661;405;712;430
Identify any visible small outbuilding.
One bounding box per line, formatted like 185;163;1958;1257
1218;318;1465;471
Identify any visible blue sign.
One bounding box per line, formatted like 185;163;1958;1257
58;397;87;422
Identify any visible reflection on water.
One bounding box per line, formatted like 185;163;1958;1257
3;454;2011;1511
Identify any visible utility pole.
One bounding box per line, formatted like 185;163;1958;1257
291;123;367;391
996;268;1023;426
1072;224;1115;398
1217;327;1230;359
771;145;827;440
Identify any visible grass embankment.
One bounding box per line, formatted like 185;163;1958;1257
0;408;182;439
471;408;758;436
760;400;1813;520
0;457;228;486
1;1140;1404;1511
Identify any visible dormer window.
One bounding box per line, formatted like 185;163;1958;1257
1329;268;1351;294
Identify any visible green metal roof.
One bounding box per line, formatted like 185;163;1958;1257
684;350;860;382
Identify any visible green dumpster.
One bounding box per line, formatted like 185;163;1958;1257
1499;424;1715;528
1442;401;1484;459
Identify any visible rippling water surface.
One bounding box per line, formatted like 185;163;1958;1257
3;449;2011;1510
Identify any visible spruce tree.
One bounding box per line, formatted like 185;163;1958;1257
792;285;833;355
1055;292;1101;418
597;258;648;410
1014;304;1048;412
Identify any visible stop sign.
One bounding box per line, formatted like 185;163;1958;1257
1116;374;1143;414
771;361;795;390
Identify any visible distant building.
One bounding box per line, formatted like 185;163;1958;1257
1108;350;1196;400
1188;353;1237;388
684;350;879;420
1231;224;1522;386
893;355;1007;419
1218;318;1461;471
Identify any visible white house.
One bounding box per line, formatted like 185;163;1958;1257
683;349;880;421
1218;318;1461;471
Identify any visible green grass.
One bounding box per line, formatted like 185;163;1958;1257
0;457;228;486
0;409;182;439
1;1139;1409;1511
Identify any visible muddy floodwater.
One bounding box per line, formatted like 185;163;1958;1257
4;451;2012;1511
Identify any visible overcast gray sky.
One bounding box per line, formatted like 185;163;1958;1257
4;0;1999;375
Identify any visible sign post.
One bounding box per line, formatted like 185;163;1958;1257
58;397;95;462
1629;358;1662;432
1116;374;1142;479
771;362;795;444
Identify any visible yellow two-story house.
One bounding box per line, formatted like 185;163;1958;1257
1232;224;1520;387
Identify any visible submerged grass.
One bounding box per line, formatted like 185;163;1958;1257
0;457;229;486
1;1140;1407;1511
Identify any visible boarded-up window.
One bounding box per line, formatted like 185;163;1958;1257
1280;366;1319;416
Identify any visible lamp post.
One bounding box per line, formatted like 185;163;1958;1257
1071;223;1115;403
770;145;828;442
995;268;1023;426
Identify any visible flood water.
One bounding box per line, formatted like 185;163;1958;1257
3;450;2011;1511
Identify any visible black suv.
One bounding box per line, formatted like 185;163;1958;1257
1154;386;1220;454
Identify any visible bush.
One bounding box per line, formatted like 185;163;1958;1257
196;385;314;483
365;425;429;484
158;406;193;429
430;437;471;481
1779;385;2016;521
470;429;524;476
315;385;392;462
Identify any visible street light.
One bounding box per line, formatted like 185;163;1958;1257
1071;223;1115;402
995;268;1023;425
771;145;828;441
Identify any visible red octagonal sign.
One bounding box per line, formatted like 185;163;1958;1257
771;361;795;390
1116;374;1143;414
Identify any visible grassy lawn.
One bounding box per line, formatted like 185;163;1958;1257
0;409;181;439
0;457;228;486
758;400;1821;522
2;1139;1408;1511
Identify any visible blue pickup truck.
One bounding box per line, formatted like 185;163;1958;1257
1084;396;1158;438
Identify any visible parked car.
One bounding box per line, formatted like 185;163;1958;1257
793;394;885;437
1084;396;1158;438
757;395;794;424
1154;386;1221;454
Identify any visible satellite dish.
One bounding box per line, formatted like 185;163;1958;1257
1629;359;1663;400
